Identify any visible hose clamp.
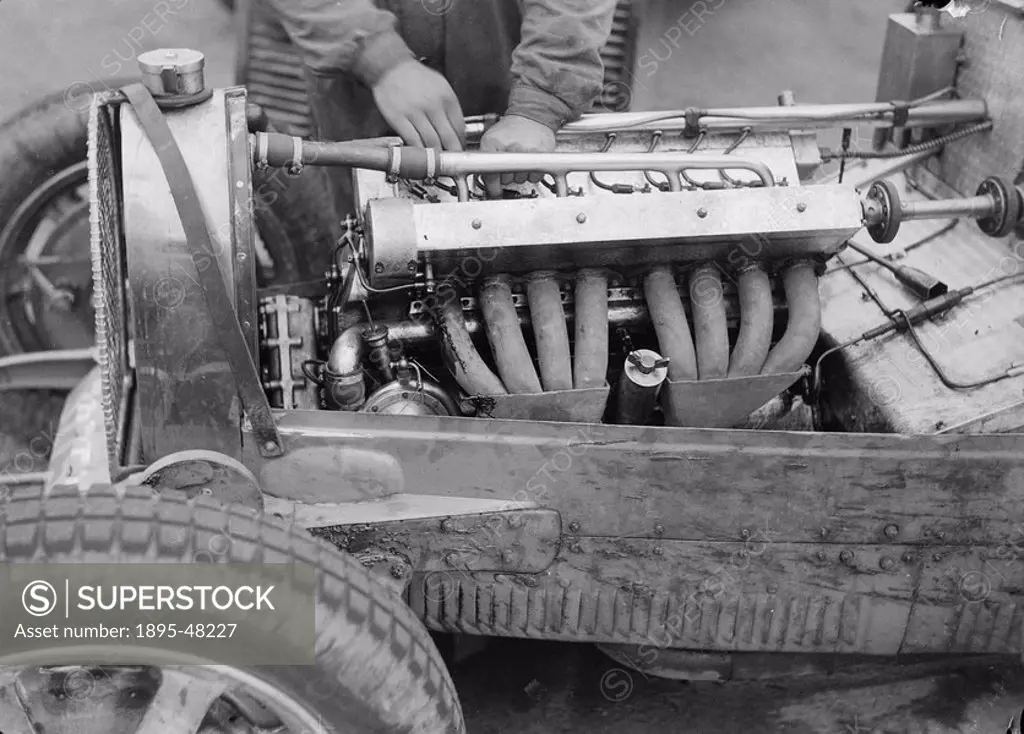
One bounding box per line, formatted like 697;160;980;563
288;136;303;176
424;148;436;182
387;146;402;183
256;132;269;170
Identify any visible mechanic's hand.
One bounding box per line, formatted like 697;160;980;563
372;59;465;151
479;115;557;199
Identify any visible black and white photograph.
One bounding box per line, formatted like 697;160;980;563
0;0;1023;731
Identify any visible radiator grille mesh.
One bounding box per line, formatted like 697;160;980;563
88;98;130;472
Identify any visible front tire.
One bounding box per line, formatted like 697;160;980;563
0;485;465;733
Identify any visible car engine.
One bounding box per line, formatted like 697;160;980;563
250;109;1020;434
254;121;860;430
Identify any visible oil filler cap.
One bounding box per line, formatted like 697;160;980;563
138;48;206;98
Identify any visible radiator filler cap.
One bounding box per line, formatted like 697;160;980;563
138;48;206;98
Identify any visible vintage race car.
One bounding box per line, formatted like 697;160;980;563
1;3;1024;732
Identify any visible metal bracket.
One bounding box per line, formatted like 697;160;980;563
118;83;284;458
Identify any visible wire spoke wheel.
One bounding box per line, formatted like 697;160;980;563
0;486;466;734
0;82;123;357
0;664;329;733
0;161;94;353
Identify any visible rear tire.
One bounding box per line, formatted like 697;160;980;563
0;485;466;733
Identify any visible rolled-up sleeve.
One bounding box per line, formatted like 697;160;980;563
263;0;416;88
507;0;618;131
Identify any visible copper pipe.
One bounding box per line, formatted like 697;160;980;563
728;264;774;377
688;264;729;379
643;267;698;381
435;297;507;396
573;269;609;389
760;260;821;374
526;271;573;391
479;275;542;394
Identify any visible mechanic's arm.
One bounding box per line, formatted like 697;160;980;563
264;0;465;150
481;0;618;195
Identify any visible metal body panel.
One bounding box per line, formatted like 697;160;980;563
925;6;1024;196
405;541;1022;655
240;410;1024;653
120;89;247;462
249;410;1024;547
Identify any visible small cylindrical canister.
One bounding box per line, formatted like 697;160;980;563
615;349;669;425
137;48;206;97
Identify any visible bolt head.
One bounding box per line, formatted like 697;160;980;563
741;528;751;540
373;262;385;274
569;521;581;533
767;584;779;594
879;556;895;571
507;514;524;529
883;524;900;539
697;207;708;218
796;202;807;213
816;551;827;561
471;219;482;229
262;440;278;453
839;550;854;565
576;213;587;224
654;524;665;537
407;260;417;271
502;550;515;564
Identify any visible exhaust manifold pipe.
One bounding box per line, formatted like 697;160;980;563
527;271;573;391
436;297;508;397
760;259;821;375
688;264;729;380
728;263;774;377
480;274;543;394
644;266;698;381
573;269;609;389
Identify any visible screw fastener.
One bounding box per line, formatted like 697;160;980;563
883;524;900;539
839;550;854;566
879;556;895;571
697;207;708;218
471;219;482;229
569;521;581;533
796;202;807;213
577;213;587;224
